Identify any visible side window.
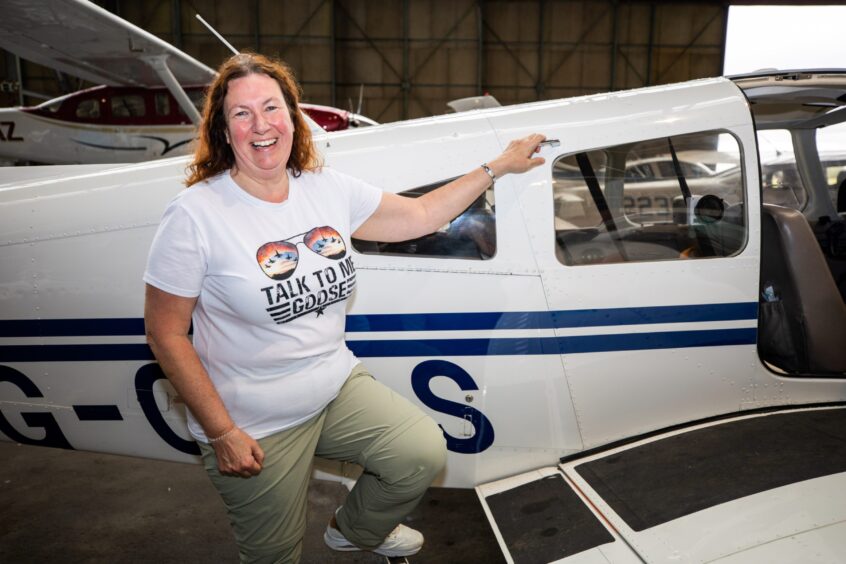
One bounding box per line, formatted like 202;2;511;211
75;99;100;119
816;121;846;210
111;95;146;117
352;180;496;260
154;93;170;116
757;129;807;210
553;130;745;266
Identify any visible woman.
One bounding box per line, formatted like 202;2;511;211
144;52;545;563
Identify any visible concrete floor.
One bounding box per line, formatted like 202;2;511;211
0;441;504;564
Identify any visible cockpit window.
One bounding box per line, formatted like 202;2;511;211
154;93;170;116
75;99;100;119
553;130;746;266
111;95;146;117
352;179;496;260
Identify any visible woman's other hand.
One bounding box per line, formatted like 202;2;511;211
487;133;548;177
212;428;266;478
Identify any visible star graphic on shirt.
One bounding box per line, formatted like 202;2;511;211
315;306;326;317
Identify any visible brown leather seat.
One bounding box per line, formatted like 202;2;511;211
759;204;846;375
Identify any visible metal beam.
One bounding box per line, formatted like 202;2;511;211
646;2;656;85
171;0;182;49
609;0;618;91
536;0;545;100
477;0;484;96
402;0;409;119
331;0;337;107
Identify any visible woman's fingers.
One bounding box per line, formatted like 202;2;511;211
214;429;264;477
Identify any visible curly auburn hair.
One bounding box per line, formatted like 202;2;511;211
185;53;320;187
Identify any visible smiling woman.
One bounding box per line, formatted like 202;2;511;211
143;52;545;563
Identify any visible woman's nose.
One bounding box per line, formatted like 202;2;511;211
252;113;269;132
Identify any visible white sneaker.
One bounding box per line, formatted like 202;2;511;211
323;512;424;557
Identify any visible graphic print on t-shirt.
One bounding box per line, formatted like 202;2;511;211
256;226;356;324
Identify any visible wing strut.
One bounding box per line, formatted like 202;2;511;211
144;56;202;125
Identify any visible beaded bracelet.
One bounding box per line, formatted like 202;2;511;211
208;425;238;444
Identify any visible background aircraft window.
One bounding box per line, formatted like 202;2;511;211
154;93;170;116
553;130;746;266
75;99;100;119
352;180;496;260
757;129;807;210
111;95;145;118
816;121;846;211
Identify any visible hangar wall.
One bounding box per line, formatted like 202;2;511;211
1;0;729;122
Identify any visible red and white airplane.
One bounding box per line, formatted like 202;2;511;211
0;0;375;165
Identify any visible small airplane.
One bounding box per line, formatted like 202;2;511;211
2;67;845;562
0;0;376;165
3;2;846;561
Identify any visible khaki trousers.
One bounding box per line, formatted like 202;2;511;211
198;364;447;564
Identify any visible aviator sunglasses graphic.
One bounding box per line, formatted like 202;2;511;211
256;226;347;280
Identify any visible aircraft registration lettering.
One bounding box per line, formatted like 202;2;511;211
0;365;72;449
0;362;201;456
411;360;495;454
0;121;23;142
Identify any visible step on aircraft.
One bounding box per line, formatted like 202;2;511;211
2;3;846;563
0;0;376;165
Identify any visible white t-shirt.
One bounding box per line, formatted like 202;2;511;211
143;168;382;441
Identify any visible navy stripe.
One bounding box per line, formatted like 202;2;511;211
0;344;155;362
73;405;123;421
0;303;756;337
0;318;145;338
345;302;758;332
0;329;755;362
347;329;757;357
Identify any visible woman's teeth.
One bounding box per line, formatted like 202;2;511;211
252;139;277;148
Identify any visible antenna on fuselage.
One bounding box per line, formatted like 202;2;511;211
195;14;239;56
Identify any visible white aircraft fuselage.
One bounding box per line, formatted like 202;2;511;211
0;75;844;490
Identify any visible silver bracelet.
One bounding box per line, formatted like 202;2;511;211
208;425;238;444
480;163;496;186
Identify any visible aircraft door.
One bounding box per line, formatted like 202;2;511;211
491;79;763;450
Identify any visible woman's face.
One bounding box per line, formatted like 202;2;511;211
223;73;295;180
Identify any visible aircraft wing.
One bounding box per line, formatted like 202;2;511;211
478;406;846;563
0;0;215;87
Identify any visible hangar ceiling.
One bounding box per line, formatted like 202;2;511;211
1;0;731;122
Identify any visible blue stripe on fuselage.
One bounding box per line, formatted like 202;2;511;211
0;303;758;361
0;302;758;337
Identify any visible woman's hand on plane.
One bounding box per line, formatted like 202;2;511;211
487;133;548;178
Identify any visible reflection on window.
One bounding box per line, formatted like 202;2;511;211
757;129;807;210
553;130;746;266
111;95;146;117
75;99;100;119
155;93;170;116
352;179;496;260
